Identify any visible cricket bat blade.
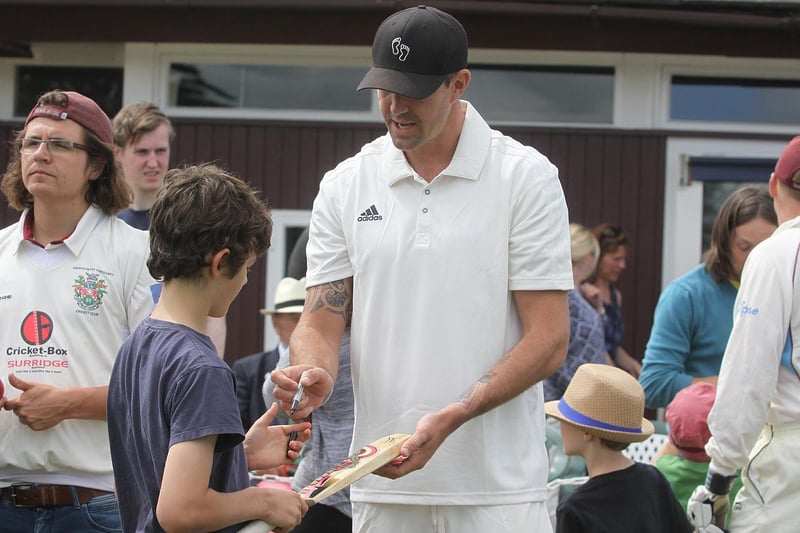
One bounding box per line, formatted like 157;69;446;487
241;433;410;533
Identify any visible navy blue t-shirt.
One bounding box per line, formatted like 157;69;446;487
118;208;150;231
108;317;248;533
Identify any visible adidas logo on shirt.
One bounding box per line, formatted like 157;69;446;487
357;204;383;222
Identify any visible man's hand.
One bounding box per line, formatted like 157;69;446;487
3;374;71;430
374;403;464;480
270;365;333;419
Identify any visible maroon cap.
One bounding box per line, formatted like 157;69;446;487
357;5;468;99
25;91;113;144
774;136;800;191
665;382;716;463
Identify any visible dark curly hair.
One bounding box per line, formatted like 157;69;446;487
147;163;272;281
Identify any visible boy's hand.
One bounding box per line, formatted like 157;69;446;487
254;487;308;533
270;365;333;419
244;403;310;471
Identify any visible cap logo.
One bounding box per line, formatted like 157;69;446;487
32;107;69;121
391;37;410;61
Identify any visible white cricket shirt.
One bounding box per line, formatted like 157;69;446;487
307;102;573;505
0;206;157;490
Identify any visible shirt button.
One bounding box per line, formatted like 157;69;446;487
422;208;428;213
424;189;431;195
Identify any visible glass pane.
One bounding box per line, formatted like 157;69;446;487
671;76;800;124
170;63;371;111
170;64;240;108
465;66;614;123
242;65;370;111
15;66;123;118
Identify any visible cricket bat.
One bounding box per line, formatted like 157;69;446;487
239;433;410;533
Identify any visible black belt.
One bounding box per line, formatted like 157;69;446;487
0;483;112;507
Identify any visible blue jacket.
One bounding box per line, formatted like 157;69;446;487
640;264;737;408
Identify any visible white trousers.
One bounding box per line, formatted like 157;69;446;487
729;423;800;533
352;501;552;533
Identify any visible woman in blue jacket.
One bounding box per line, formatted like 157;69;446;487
639;186;777;408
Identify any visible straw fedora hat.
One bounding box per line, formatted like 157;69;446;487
260;277;306;315
544;364;654;443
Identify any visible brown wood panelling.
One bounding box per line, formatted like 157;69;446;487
166;119;385;363
505;128;666;364
0;118;664;367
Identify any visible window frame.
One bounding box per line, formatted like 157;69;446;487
149;44;625;127
658;57;800;134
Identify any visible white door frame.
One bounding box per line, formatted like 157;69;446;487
263;209;311;350
661;137;786;289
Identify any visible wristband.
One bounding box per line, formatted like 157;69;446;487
705;469;737;495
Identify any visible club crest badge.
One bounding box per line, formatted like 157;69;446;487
73;272;108;312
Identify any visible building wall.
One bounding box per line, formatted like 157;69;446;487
0;119;666;365
2;6;798;365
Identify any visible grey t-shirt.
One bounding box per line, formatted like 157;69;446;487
289;330;354;517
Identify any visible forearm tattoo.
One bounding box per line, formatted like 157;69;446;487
308;280;352;323
456;370;496;410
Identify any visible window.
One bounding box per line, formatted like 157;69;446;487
15;66;123;118
670;75;800;125
466;65;614;124
169;63;371;112
164;57;615;125
687;156;773;252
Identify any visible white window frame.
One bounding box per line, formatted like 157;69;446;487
132;43;627;127
152;43;376;122
661;137;785;289
656;55;800;134
0;42;124;121
263;209;311;350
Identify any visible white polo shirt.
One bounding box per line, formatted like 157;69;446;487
0;205;157;491
707;216;800;476
307;102;573;505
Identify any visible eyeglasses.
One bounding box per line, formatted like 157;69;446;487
17;138;91;155
601;225;624;240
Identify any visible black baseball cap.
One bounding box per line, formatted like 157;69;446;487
356;5;468;99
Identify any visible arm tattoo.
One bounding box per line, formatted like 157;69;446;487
456;370;496;410
307;280;352;323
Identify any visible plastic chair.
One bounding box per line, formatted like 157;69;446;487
621;432;670;463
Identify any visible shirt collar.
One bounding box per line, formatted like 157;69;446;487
384;101;492;186
16;205;104;257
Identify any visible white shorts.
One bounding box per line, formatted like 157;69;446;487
729;423;800;533
352;501;552;533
